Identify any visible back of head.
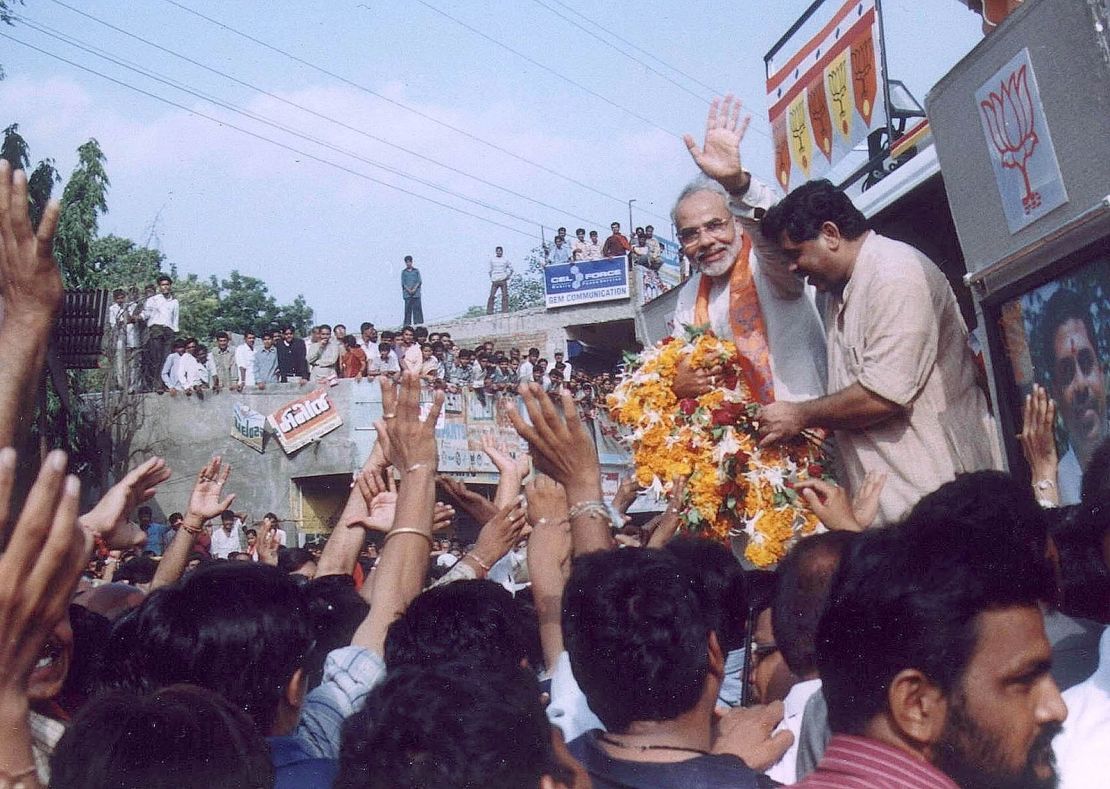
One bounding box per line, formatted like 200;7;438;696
51;684;274;789
336;661;563;789
562;548;710;731
761;178;868;243
106;562;313;734
664;536;748;653
817;501;1050;734
1082;437;1110;504
384;580;530;672
772;530;856;678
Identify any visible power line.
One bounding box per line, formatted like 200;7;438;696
161;0;670;223
44;0;611;231
16;14;556;231
526;0;714;104
544;0;726;98
410;0;684;140
0;32;541;239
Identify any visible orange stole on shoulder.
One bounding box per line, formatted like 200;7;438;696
693;232;776;404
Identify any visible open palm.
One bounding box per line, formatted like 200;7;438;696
188;457;235;521
682;94;750;187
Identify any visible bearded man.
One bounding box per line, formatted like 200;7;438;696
670;95;827;411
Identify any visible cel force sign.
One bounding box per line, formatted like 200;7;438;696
543;256;629;308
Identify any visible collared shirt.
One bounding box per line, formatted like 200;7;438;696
306;340;339;381
210;347;239;387
277;338;309;380
398;342;422;373
107;302;141;348
296;645;386;758
583;240;603;260
793;734;958;788
549;244;572;266
30;708;66;783
825;231;999;525
161;352;183;389
490;255;513;282
143;293;179;332
235;342;257;387
368;353;401;376
518;360;535;384
602;232;631;258
1055;628;1110;789
210;525;241;559
176;353;204;389
254;346;280;383
401;266;422;296
144;521;169;555
767;677;822;785
571;238;589;261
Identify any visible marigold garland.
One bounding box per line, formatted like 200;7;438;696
607;326;834;567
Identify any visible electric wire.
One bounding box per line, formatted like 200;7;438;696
15;14;557;232
0;32;541;239
43;0;612;231
411;0;684;140
161;0;671;223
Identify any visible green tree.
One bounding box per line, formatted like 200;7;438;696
172;269;313;341
175;272;220;341
508;245;546;311
54;139;110;288
2;123;61;229
86;235;165;291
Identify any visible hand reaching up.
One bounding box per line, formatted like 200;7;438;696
794;471;885;532
186;457;235;522
376;372;442;478
470;496;528;572
0;160;63;325
437;475;497;524
682;94;752;195
0;448;90;707
80;456;172;550
256;516;280;567
507;383;600;504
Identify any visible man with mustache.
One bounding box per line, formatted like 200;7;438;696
798;480;1067;788
756;177;998;525
670;95;827;411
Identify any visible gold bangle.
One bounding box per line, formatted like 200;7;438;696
383;528;433;546
466;552;492;571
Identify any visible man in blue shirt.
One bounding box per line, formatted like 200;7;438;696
401;255;423;326
137;506;168;555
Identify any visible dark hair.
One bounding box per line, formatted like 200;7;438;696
168;512;184;525
343;334;359;349
316;324;331;334
336;661;564;789
384;580;531;671
112;288;125;298
112;556;158;586
156;275;172;285
415;326;429;339
528;347;539;356
664;537;748;653
562;549;710;731
281;324;294;333
378;342;393;354
1045;501;1110;622
817;481;1052;734
215;330;229;340
771;531;856;677
302;574;370;688
278;547;316;575
51;684;273;789
172;339;186;350
360;321;374;332
1082;438;1110;504
404;255;413;263
137;506;152;518
103;563;312;734
761;179;869;244
1039;287;1099;389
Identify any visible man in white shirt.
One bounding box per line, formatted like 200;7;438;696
367;342;401;380
235;331;258;388
175;339;206;396
211;510;243;559
397;326;422;373
107;288;142;391
583;231;603;261
571;228;589;262
553;351;572;380
517;347;539;385
160;339;188;394
142;275;180;391
487;246;513;315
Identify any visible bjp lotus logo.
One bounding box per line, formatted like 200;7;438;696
979;63;1042;213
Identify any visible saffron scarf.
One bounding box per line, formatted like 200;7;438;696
693;233;776;404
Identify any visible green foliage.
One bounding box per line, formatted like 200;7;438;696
174;270;313;341
462;305;487;318
507;245;546;311
54;139;110;288
2;124;61;229
85;235;165;292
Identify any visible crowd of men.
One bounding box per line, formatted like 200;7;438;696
2;83;1109;789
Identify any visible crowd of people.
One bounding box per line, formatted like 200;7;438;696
1;88;1108;789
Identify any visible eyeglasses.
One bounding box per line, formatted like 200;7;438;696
749;639;779;668
677;218;732;246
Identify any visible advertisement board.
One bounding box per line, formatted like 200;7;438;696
268;388;344;454
543;256;629;308
230;403;266;453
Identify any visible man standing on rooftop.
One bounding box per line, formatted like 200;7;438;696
401;255;423;326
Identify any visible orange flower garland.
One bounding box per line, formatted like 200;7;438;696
608;327;832;567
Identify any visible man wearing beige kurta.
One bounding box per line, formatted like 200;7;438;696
757;180;999;526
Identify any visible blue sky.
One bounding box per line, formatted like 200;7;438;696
1;0;982;329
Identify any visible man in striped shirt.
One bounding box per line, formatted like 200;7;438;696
796;486;1067;788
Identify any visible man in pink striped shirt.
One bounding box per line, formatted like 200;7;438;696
795;487;1067;788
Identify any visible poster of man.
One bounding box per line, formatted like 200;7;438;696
1001;255;1108;504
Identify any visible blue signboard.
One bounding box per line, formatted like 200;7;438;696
543;256;629;308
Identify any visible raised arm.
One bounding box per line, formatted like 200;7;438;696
0;448;90;789
149;457;235;591
78;456;173;550
351;372;441;655
507;383;611;556
0;162;63;451
524;476;572;671
315;438;390;579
